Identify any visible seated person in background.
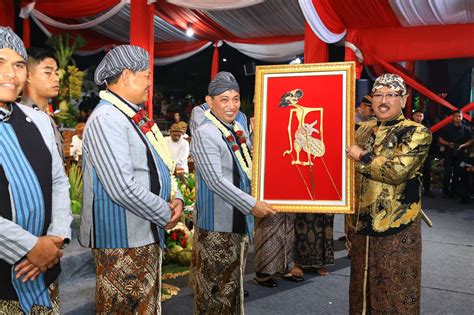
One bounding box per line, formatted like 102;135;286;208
70;122;85;162
356;95;374;129
178;121;190;140
355;95;374;125
165;123;190;173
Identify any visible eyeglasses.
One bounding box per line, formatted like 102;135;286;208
372;93;401;102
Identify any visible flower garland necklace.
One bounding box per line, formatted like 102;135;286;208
204;109;252;179
99;90;178;198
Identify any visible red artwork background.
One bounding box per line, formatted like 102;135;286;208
262;74;344;201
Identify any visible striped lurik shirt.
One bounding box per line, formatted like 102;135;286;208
191;115;256;235
80;98;177;249
0;103;72;307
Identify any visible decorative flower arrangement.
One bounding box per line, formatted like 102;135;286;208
178;173;196;207
165;222;193;266
47;34;86;128
57;65;85;127
68;162;83;214
204;109;252;179
167;227;188;249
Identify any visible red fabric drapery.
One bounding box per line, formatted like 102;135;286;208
20;0;120;18
0;0;15;29
130;0;155;118
155;1;237;41
23;18;31;48
154;40;209;57
310;0;345;34
369;52;470;118
303;23;327;63
37;23;119;51
326;0;400;30
346;23;474;65
404;61;415;114
365;51;472;133
211;43;219;79
304;22;327;64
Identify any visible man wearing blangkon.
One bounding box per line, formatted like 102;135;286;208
191;71;275;314
80;45;183;314
0;27;72;314
346;73;432;314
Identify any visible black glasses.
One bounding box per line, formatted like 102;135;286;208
372;93;401;102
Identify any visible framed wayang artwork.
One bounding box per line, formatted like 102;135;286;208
252;62;355;213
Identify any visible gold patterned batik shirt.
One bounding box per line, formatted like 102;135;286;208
352;114;432;236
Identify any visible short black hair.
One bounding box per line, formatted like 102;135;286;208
453;109;463;115
412;109;424;114
26;47;58;67
105;73;122;85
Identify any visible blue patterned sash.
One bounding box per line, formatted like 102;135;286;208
0;123;51;313
223;136;255;238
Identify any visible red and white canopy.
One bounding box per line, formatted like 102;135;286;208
14;0;472;65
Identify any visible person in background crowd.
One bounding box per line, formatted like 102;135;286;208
173;111;181;123
438;110;473;203
346;73;432;314
165;123;190;173
177;121;190;140
20;47;64;161
292;214;334;277
0;26;72;315
253;213;301;288
70;122;85;162
412;109;436;197
355;95;374;125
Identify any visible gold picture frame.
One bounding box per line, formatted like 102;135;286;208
252;62;355;213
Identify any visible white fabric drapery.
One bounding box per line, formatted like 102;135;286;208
389;0;474;27
166;0;264;10
82;5;190;42
225;40;304;62
298;0;345;43
154;42;212;66
205;0;303;38
24;0;129;30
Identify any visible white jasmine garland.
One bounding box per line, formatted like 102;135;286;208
204;109;252;180
99;90;178;198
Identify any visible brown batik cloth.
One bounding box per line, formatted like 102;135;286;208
188;227;199;290
193;228;248;315
344;214;354;254
349;216;421;315
294;214;334;267
254;213;295;275
92;243;162;315
0;281;59;315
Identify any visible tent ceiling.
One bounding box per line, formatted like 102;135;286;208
19;0;474;64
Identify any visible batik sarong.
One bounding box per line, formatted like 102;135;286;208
92;243;162;315
188;227;198;290
254;213;295;275
294;214;334;267
0;281;59;315
193;228;248;315
349;216;421;315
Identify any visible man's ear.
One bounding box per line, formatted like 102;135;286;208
205;95;213;108
401;94;409;109
121;69;132;86
26;69;33;84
